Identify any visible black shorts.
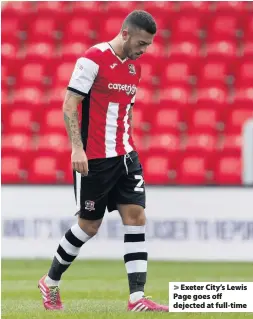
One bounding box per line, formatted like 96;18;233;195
73;151;146;220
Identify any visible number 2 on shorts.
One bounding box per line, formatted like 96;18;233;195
134;175;144;192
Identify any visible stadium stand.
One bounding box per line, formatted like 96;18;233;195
1;1;253;185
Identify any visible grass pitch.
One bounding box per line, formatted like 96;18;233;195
1;259;253;318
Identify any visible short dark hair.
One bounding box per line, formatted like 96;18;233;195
121;10;157;35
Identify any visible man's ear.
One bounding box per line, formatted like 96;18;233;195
122;29;129;42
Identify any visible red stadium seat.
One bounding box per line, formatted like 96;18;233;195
27;16;59;41
1;41;19;63
135;87;155;105
160;61;192;86
60;41;90;60
1;16;23;42
34;133;70;153
105;1;142;15
13;87;45;105
142;1;175;16
1;154;26;184
96;15;124;41
2;133;32;153
144;42;166;59
183;134;217;154
71;1;104;14
2;1;34;17
213;155;241;185
187;107;222;133
25;42;55;60
136;60;159;85
48;86;67;104
17;62;47;86
196;59;229;86
62;16;96;42
159;86;191;107
242;14;253;39
27;154;61;184
219;134;242;153
2;58;21;82
176;1;210;15
167;40;199;59
176;154;208;185
146;133;180;154
206;15;238;40
205;40;237;62
61;154;73;184
196;86;227;105
151;108;183;133
142;152;174;184
225;107;253;134
1;89;9;105
233;86;253;106
3;107;39;134
169;14;203;41
234;60;253;86
40;107;66;134
2;64;8;86
132;131;147;152
213;1;249;13
132;107;146;129
52;62;75;87
35;1;70;15
242;41;253;59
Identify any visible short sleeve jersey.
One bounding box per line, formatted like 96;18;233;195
67;42;141;159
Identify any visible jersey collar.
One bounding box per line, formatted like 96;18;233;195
107;43;129;64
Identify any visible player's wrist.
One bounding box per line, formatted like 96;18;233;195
72;145;84;152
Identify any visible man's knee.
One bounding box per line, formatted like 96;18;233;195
78;216;102;237
119;204;146;226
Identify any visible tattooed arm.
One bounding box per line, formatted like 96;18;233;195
63;90;88;175
63;90;84;148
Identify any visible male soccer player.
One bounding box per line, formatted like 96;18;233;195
38;10;168;312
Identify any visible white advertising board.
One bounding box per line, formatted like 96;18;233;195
1;186;253;261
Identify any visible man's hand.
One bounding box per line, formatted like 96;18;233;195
71;148;88;176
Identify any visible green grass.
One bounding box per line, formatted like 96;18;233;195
2;259;253;319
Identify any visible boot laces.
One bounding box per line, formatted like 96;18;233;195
49;286;60;305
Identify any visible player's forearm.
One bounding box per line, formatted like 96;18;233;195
63;91;84;150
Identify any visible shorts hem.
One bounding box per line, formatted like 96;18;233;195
76;210;105;221
107;201;146;212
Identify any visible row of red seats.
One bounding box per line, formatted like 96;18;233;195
2;85;252;106
1;151;242;185
2;44;253;84
1;132;243;154
2;14;253;44
141;152;242;185
2;39;253;60
2;105;252;134
3;1;253;16
3;1;253;15
3;59;253;88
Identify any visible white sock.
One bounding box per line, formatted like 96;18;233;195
130;291;144;303
45;275;60;287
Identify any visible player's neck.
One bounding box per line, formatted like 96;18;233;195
108;38;127;60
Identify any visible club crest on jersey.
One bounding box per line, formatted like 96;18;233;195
85;200;95;211
128;64;136;75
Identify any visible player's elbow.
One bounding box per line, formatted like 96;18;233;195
62;90;84;113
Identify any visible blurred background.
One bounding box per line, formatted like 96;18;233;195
1;0;253;186
1;2;253;316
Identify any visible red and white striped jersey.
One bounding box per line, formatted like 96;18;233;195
68;42;141;159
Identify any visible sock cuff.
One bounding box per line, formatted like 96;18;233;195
124;225;145;234
71;224;91;242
